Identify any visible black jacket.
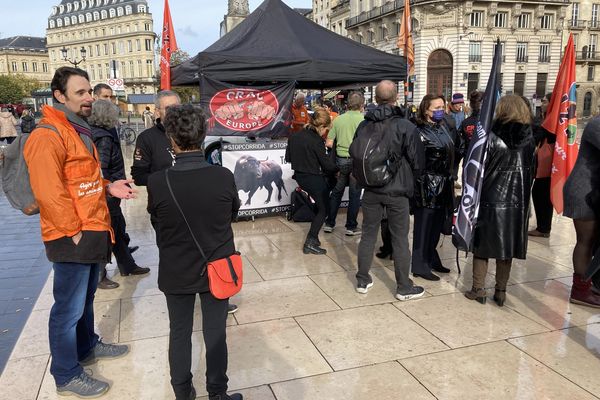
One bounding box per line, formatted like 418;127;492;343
285;127;338;176
459;112;479;149
147;152;241;294
414;120;460;209
472;121;536;260
359;104;424;197
131;119;174;187
20;115;36;133
92;125;126;215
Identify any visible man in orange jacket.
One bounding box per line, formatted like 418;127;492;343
290;92;309;133
24;67;135;398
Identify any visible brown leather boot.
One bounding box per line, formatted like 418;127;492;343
493;259;512;307
465;257;488;304
570;273;600;308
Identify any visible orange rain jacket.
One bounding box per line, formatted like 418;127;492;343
23;105;112;242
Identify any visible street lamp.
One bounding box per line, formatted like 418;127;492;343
60;46;87;67
457;31;474;95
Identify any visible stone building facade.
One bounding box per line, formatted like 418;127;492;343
566;0;600;118
0;36;51;86
46;0;157;97
316;0;569;111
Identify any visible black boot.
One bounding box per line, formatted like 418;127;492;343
303;236;326;255
118;264;150;276
209;393;243;400
376;245;393;259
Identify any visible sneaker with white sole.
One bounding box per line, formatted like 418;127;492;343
345;227;361;236
323;225;334;233
395;286;425;301
356;281;374;294
79;340;129;366
56;371;109;398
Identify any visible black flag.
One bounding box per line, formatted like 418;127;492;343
453;38;502;251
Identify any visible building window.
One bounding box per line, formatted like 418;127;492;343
138;60;143;77
106;63;111;79
98;64;103;79
43;63;48;73
368;30;374;43
394;22;400;36
109;8;116;18
470;11;484;27
584;92;593;117
78;14;85;24
517;13;531;29
145;39;152;51
11;62;17;72
125;5;132;15
119;41;124;55
90;65;96;81
536;73;547;96
540;14;553;29
57;18;63;27
93;11;99;20
50;20;56;28
129;61;135;77
128;40;133;52
572;3;579;24
64;17;70;26
22;62;28;72
101;9;107;19
378;26;387;41
539;43;551;62
104;43;109;55
591;5;600;28
144;23;151;31
86;13;92;22
588;65;595;81
469;41;482;62
590;34;597;58
138;5;147;13
574;33;579;51
112;42;117;54
467;73;480;94
96;44;100;56
516;42;528;62
136;39;141;51
32;62;38;72
494;12;508;28
514;73;526;96
146;60;153;77
117;7;124;17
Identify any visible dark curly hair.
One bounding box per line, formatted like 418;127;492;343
51;66;89;102
163;104;207;151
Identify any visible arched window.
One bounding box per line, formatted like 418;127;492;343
74;2;79;11
64;17;70;26
117;7;123;16
67;3;72;12
93;11;100;20
81;0;87;10
86;13;92;22
71;15;77;24
52;6;58;16
101;10;108;19
138;5;147;13
59;5;64;13
584;92;593;117
109;8;116;18
78;14;84;23
50;20;56;29
125;5;132;15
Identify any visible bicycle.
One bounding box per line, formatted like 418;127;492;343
117;121;137;145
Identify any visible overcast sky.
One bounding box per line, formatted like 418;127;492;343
2;0;311;55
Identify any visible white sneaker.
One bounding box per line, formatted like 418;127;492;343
323;225;334;233
395;286;425;301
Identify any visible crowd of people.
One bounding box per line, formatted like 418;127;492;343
7;65;599;400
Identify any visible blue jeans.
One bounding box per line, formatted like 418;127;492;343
326;157;361;229
49;262;100;385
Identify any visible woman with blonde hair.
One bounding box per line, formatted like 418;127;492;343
464;95;537;306
285;107;339;254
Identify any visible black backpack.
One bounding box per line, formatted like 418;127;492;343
349;119;397;187
287;187;316;222
20;117;36;134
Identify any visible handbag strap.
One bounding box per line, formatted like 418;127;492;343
165;169;208;263
226;257;239;286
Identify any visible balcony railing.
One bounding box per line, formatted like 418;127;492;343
589;19;600;29
469;54;482;62
576;52;600;61
538;55;551;63
346;0;571;29
516;55;529;63
569;19;587;29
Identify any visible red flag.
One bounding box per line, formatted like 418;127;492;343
397;0;414;76
541;34;579;214
160;0;178;90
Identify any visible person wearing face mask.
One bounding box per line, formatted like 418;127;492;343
411;94;460;281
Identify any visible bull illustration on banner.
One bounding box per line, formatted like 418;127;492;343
233;155;288;205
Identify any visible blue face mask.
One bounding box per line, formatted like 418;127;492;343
431;109;445;122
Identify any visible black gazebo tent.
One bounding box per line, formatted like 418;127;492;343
171;0;406;89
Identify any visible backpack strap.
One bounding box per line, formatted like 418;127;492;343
35;124;62;139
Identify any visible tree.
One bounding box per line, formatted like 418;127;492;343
0;74;43;103
170;49;190;67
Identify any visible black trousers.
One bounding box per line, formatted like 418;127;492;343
109;207;136;272
411;207;445;275
531;177;553;233
165;292;229;399
294;172;330;240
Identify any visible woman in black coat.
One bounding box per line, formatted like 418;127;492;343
285;108;339;255
147;105;242;400
465;95;536;306
411;94;461;281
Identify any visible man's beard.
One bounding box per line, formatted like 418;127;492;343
77;105;92;118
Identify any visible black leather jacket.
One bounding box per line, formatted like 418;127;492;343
414;120;459;209
92;125;126;215
472;120;536;260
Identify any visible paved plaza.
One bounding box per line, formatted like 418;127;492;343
0;146;599;399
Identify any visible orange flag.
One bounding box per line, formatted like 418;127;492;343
541;33;579;214
160;0;178;90
397;0;414;76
